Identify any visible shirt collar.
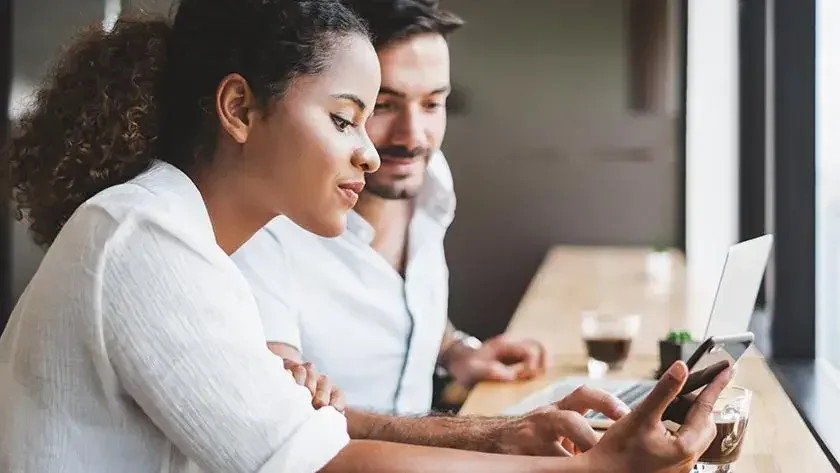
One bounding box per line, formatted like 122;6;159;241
346;211;376;245
415;150;457;228
345;150;456;243
131;160;215;240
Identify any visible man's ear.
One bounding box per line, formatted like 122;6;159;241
216;73;258;144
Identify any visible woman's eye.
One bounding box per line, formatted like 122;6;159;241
331;114;353;132
425;102;443;112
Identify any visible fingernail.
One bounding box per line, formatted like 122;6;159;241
666;361;686;378
618;402;631;415
726;367;736;382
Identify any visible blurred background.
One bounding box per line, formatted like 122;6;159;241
4;0;686;336
1;0;837;438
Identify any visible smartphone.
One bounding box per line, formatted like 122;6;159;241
685;332;754;374
678;359;732;396
584;332;754;429
662;332;754;423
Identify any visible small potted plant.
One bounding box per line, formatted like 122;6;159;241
657;330;698;378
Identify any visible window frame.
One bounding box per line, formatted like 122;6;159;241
740;0;840;468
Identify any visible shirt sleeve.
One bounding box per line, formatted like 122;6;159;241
100;218;347;473
231;220;304;350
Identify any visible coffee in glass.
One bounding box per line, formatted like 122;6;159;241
580;312;641;377
693;386;751;473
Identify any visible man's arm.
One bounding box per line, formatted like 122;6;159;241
346;409;504;453
345;384;629;457
276;350;628;457
326;361;736;473
320;440;588;473
271;349;508;453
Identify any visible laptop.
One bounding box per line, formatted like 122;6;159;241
501;235;774;427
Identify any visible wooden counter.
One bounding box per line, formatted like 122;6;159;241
460;246;834;472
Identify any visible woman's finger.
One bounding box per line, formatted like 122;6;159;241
313;376;333;409
290;365;308;387
302;362;319;395
330;386;346;413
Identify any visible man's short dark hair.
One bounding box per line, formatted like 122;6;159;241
343;0;464;49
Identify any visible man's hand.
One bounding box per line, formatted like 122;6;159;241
283;359;346;413
490;386;629;456
446;335;547;388
582;361;734;472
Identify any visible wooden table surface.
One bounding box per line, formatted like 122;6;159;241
460;246;834;472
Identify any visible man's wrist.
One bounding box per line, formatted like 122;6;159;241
436;330;481;376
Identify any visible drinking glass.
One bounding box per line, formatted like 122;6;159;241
693;386;752;473
580;312;641;377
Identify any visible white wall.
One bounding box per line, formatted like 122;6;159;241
445;0;628;119
816;0;840;369
683;0;740;337
442;0;680;336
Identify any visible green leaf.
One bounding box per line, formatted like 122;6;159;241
665;330;693;343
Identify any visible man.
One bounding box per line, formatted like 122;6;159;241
230;1;736;463
231;0;584;453
236;0;545;417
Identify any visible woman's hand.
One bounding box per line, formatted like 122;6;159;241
283;359;346;414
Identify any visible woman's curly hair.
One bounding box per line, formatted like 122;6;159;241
5;18;168;248
2;0;368;248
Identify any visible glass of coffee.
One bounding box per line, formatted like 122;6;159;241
580;312;641;377
693;386;751;473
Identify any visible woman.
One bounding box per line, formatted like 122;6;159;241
0;1;730;472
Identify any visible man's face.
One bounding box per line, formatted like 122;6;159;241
364;33;450;200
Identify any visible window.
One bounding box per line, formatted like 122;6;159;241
816;0;840;374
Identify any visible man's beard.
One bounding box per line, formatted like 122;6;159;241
364;145;430;200
364;178;417;200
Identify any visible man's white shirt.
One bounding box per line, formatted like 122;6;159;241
234;151;456;415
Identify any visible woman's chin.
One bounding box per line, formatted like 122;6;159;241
318;226;345;239
306;216;347;239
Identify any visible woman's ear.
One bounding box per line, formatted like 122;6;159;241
216;73;257;144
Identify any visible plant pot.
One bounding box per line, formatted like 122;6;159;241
657;339;700;378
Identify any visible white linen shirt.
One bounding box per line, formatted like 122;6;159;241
233;151;456;415
0;162;348;473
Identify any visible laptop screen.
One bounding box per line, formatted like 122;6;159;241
702;235;774;339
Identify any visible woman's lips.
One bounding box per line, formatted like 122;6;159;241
337;180;365;206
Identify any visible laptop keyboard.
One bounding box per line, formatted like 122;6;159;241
501;377;657;418
584;381;655;421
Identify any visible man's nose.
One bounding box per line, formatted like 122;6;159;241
390;108;427;151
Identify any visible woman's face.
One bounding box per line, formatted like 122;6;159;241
235;34;381;237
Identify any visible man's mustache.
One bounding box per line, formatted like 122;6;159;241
376;146;429;159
